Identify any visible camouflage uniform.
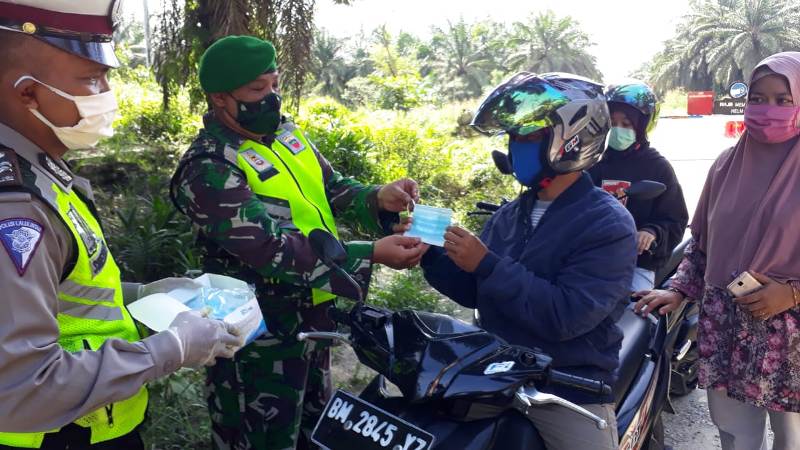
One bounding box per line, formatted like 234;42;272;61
170;114;392;450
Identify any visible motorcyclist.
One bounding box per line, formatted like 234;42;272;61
420;72;638;449
588;80;688;292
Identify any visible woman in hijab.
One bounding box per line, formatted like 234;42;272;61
635;52;800;450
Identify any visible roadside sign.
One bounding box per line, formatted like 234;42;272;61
687;91;714;115
713;99;746;115
729;82;748;99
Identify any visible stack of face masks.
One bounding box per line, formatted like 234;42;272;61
128;274;267;346
182;287;254;320
405;203;453;247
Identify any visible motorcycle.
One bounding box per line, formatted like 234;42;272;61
298;175;697;450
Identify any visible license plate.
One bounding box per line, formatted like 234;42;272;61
312;390;434;450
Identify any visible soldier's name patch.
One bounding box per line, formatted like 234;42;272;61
0;218;44;276
277;131;306;154
241;149;279;181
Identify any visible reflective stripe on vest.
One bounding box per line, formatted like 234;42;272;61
236;126;337;305
0;179;147;448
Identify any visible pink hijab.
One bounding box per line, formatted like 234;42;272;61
691;51;800;288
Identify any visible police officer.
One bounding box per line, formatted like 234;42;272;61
170;36;426;450
0;2;243;448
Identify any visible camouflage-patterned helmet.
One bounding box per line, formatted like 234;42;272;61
605;80;660;135
471;71;611;175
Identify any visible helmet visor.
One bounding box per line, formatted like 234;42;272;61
471;73;570;137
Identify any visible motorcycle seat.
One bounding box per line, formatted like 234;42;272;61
612;305;654;405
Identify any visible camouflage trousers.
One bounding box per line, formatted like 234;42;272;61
206;295;335;450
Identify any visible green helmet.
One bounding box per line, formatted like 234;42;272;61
605;81;660;135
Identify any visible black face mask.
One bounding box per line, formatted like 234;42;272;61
233;92;282;135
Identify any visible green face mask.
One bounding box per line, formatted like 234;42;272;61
233;92;282;135
608;126;637;151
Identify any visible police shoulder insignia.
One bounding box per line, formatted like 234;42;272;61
38;153;73;186
0;218;45;276
0;149;22;188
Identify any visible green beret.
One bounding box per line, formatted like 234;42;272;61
199;36;277;93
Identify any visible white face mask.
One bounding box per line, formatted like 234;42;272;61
14;75;118;150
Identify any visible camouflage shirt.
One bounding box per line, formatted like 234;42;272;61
170;114;389;305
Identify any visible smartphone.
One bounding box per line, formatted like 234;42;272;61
727;271;763;298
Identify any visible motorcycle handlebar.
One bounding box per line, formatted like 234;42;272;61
475;201;501;212
549;370;612;397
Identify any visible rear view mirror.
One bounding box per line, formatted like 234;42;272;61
308;229;364;302
492;150;513;175
624;180;666;201
308;229;347;268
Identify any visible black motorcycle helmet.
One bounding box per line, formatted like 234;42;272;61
471;72;611;188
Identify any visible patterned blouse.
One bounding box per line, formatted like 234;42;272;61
670;239;800;412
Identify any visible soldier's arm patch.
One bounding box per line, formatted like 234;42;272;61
0;218;45;276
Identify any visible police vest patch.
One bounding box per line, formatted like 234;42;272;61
0;218;44;276
277;130;305;154
0;149;22;187
241;149;279;181
66;205;108;276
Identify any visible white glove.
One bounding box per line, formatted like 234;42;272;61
166;310;244;368
138;277;203;300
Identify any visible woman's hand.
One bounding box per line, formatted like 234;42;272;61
734;271;796;321
633;289;685;316
637;230;657;255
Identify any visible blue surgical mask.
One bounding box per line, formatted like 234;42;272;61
509;138;543;187
405;204;453;247
608;127;637;151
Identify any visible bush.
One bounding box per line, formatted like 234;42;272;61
298;98;516;233
141;369;210;450
81;172;198;283
368;267;454;314
105;67;202;155
660;88;688;116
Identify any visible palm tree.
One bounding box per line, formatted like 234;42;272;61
506;11;602;81
152;0;352;110
309;30;352;102
649;0;800;93
427;19;500;100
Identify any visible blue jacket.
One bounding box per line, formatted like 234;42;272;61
421;173;637;404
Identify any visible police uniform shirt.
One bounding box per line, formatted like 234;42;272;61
0;122;182;433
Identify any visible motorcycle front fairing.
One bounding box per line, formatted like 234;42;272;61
350;308;552;404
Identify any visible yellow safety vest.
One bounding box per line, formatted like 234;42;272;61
0;153;147;448
235;125;339;304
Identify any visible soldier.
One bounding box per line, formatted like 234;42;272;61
170;35;426;450
0;2;243;449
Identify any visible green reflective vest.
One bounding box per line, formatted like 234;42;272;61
0;153;147;448
235;125;338;305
